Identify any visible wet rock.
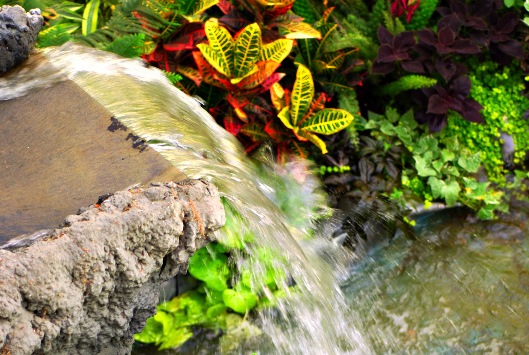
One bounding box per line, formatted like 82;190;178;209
0;5;43;75
0;180;225;355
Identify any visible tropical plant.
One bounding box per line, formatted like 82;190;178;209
192;19;293;123
253;64;354;156
36;0;179;57
294;8;364;92
216;0;321;42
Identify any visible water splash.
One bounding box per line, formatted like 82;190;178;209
6;43;373;354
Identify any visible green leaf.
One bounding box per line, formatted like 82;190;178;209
432;160;443;173
158;327;194;350
82;0;100;36
441;149;455;162
300;109;354;134
428;176;444;199
414;156;437;177
234;23;261;78
441;180;460;207
56;9;84;21
445;166;460;177
290;64;314;126
399;109;417;130
197;43;231;76
134;317;164;343
222;289;258;314
458;153;481;173
477;207;494;219
188;247;230;291
386;108;400;123
504;0;514;7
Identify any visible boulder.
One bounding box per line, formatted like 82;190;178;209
0;5;43;75
0;180;225;355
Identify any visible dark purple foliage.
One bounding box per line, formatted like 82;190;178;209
417;76;484;132
372;26;423;74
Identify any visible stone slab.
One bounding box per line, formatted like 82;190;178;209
0;79;186;242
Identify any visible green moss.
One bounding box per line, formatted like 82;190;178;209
440;60;529;186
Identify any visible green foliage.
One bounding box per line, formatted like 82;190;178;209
379;75;437;96
292;0;317;24
103;33;146;58
365;108;504;217
164;71;183;85
440;60;529;186
405;0;439;30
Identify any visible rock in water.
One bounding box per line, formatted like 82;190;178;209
0;5;43;75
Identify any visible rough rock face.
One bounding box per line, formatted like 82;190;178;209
0;5;43;75
0;180;225;355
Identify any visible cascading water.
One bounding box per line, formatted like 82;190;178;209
4;43;373;354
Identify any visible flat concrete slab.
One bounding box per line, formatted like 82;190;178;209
0;77;186;242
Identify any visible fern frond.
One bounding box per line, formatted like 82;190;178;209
104;33;146;58
379;75;437;96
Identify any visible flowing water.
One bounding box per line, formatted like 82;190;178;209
3;43;372;354
6;43;529;354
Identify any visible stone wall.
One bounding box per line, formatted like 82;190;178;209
0;180;225;355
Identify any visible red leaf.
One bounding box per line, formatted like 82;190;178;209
227;95;249;121
265;120;289;141
219;11;251;30
164;35;194;51
224;116;242;135
217;0;235;14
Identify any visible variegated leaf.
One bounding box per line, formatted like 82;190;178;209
234;23;262;78
300;108;353;135
240;122;269;142
216;0;235;14
290;65;314;126
193;51;223;87
314;24;337;59
82;0;100;36
289;141;309;158
227;95;249;121
299;93;326;125
265;120;289;141
322;52;344;72
270;82;286;112
203;19;234;76
259;73;285;93
276;22;321;39
259;39;293;63
174;76;198;96
245;103;273;116
277;106;294;129
296;38;317;67
189;0;219;16
296;130;328;154
177;65;203;87
196;43;231;76
238;61;280;89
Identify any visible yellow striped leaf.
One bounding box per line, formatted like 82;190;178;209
277;107;294;129
231;64;258;84
296;130;328;154
82;0;100;36
177;65;203;87
270;83;286;112
189;0;219;16
314;24;337;59
238;61;280;89
197;43;231;76
259;39;293;63
204;19;234;76
277;22;321;39
234;23;262;78
300;108;354;135
240;122;269;142
290;65;314;126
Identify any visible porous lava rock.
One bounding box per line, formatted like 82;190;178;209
0;180;225;355
0;5;43;75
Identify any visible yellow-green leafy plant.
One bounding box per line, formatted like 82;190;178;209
194;19;293;120
266;65;355;155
